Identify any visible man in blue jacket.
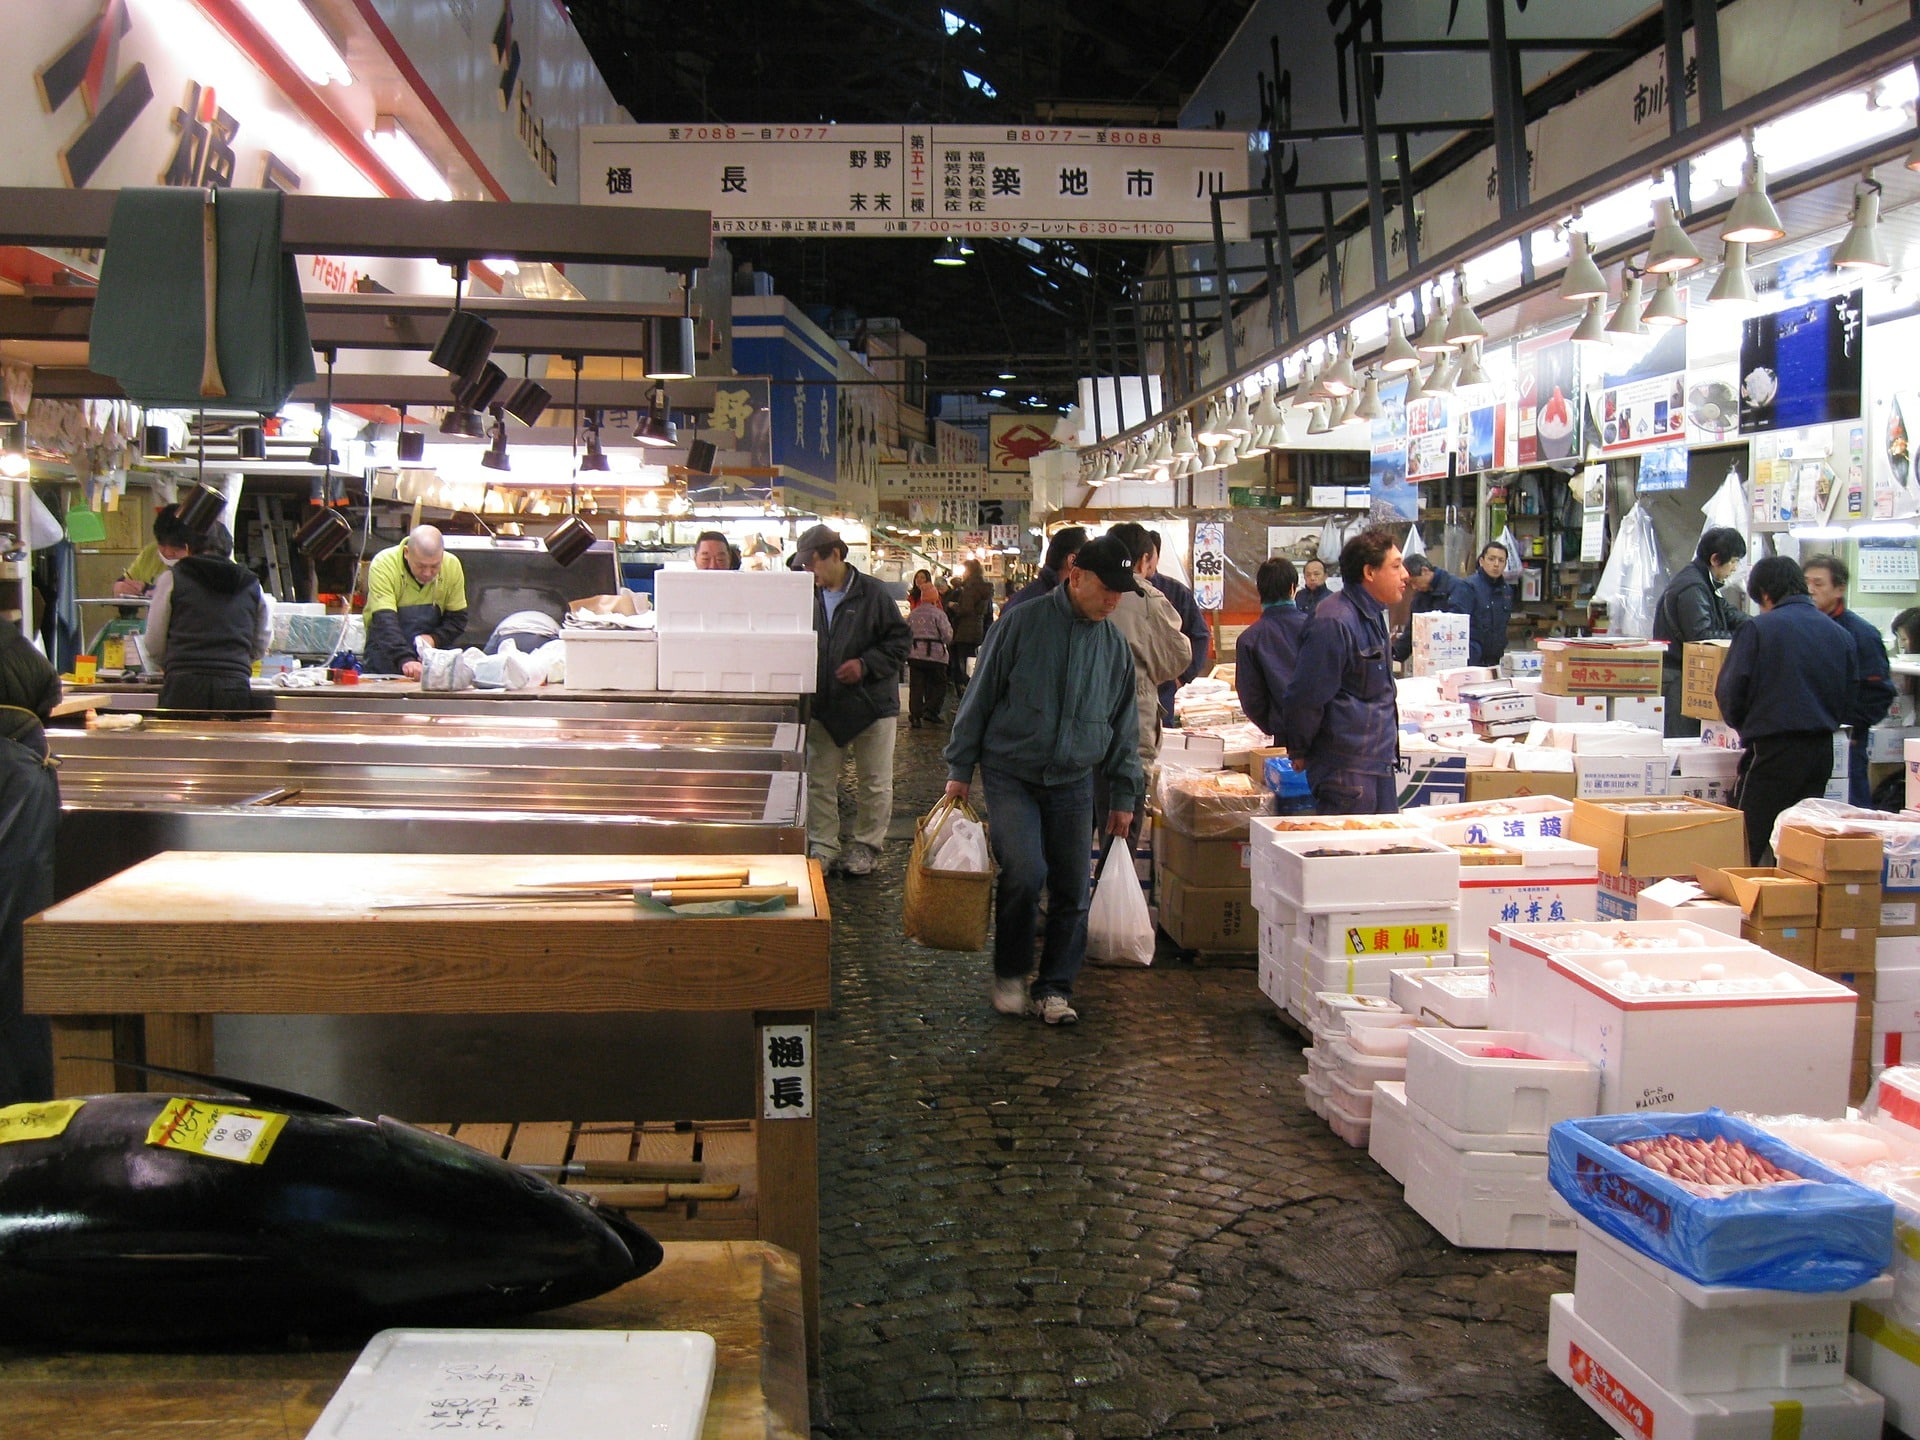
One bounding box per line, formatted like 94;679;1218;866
1146;530;1211;724
1717;556;1856;864
1804;554;1898;809
1235;557;1310;739
945;536;1142;1027
1653;527;1748;737
1393;555;1469;663
1458;541;1513;667
1281;527;1408;815
1003;526;1086;613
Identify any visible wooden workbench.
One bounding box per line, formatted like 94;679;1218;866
0;1240;809;1439
23;852;830;1371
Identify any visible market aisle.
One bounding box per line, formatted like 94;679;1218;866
809;718;1612;1438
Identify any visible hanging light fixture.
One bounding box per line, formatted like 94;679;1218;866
1454;342;1488;389
1415;298;1452;355
1571;295;1611;346
1723;138;1786;244
1305;401;1331;436
1834;176;1890;276
500;377;551;426
1195;401;1230;446
1646;195;1704;273
394;406;424;463
1251;387;1287;440
1322;333;1358;395
1226;391;1255;437
236;425;267;461
428;263;496;387
1353;372;1384;422
308;348;340;468
1707;241;1758;309
479;407;511;472
647;273;698;380
1402;360;1426;405
1214;434;1241;468
1426;350;1456;394
1558;225;1609;302
1171;416;1199;475
142;424;171;460
293;507;353;561
933;237;968;266
1443;268;1486;348
636;383;678;448
1642;271;1687;327
579;409;612;472
1379;313;1421;372
1305;360;1334;404
544;514;597;566
1606;273;1648;337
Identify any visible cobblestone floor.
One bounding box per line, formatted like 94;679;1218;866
809;718;1613;1438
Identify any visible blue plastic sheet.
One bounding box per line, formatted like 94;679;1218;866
1547;1108;1893;1292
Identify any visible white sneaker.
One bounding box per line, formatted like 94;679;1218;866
991;975;1028;1015
842;841;877;877
1036;994;1078;1026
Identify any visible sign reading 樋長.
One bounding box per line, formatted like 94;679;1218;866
582;124;1251;242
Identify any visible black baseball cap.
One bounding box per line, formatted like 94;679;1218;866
1072;535;1144;596
787;523;843;569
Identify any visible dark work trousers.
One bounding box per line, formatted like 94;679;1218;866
1733;731;1836;865
948;642;980;694
982;766;1092;1001
907;660;948;724
158;671;276;715
1312;767;1400;816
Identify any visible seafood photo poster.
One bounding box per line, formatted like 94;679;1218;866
1515;325;1582;464
1862;311;1920;519
1586;317;1688;456
1369;373;1419;521
1737;249;1864;436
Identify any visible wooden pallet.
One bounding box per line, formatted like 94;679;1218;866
422;1119;760;1243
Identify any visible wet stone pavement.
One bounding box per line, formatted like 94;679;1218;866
809;718;1614;1439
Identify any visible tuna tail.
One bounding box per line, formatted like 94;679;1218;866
62;1060;357;1116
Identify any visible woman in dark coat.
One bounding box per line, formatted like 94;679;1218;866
0;617;59;1102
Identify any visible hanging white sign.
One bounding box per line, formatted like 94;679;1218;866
1193;521;1226;611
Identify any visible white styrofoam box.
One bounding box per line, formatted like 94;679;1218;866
1700;720;1743;750
1298;1070;1329;1119
1572;1221;1884;1395
1675;745;1744;780
1502;650;1545;678
1871;726;1920;764
1401;701;1470;730
1327;1036;1407;1091
1634;879;1744;935
1884;897;1920;931
651;569;815;635
1545;722;1668;756
1877;997;1920;1036
1307;989;1402;1030
1412;612;1470;648
1874;1028;1920;1070
1389;966;1428;1015
1158;730;1226;770
562;630;659;690
1456;838;1601;954
1402;1113;1576;1251
1574;753;1671;799
1324;1087;1372;1147
1879;939;1920;1005
1463;690;1536;726
1301;905;1460;963
1369;1080;1413;1183
1824;775;1850;804
1535;692;1607;724
1609;695;1668;730
1438;666;1498;700
1403;1028;1598;1137
654;632;817;694
1264;831;1460;911
1327;1064;1378;1120
1257;953;1287;1009
1344;1010;1424;1056
1406;794;1575;845
1488;922;1857;1117
1835;730;1852;776
1304;945;1450;999
1405;1092;1551;1154
1399;966;1493;1028
1548;1294;1885;1440
1851;1305;1920;1437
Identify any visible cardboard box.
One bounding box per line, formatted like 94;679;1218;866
1534;692;1607;724
1463;768;1579;802
1820;881;1883;929
1680;639;1729;721
1155;828;1252;890
1158;871;1256;952
1775;824;1885;883
1742;920;1816;968
1573;754;1670;799
1883;896;1920;936
1690;865;1819;922
1633;878;1744;935
1814;926;1877;975
1869;725;1920;763
1241;745;1286;782
1569;798;1747;879
1539;639;1664;697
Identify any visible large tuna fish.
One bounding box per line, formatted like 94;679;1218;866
0;1074;663;1346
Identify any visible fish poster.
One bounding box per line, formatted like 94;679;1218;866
1515;326;1582;464
1586;317;1687;456
1369;374;1419;520
1863;312;1920;518
1738;250;1863;434
1405;393;1453;482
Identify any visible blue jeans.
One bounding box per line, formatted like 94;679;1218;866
981;766;1093;1000
1312;767;1399;816
1849;733;1871;810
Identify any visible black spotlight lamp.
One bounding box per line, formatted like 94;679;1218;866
636;384;677;449
933;236;967;266
453;361;507;415
686;437;717;474
292;507;353;562
501;378;551;426
237;425;266;460
544;514;597;566
579;409;611;472
306;431;339;467
0;400;19;427
439;406;486;438
479;406;511;472
427;261;497;388
395;405;425;463
176;481;225;530
142;424;171;460
646;271;698;381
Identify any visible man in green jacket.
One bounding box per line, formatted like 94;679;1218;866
944;536;1142;1026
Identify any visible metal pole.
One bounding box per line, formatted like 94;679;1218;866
1322;191;1343;314
1356;37;1391;291
1663;0;1693;211
1485;0;1525;216
1693;0;1724;118
1211;193;1237;376
1395;128;1422;308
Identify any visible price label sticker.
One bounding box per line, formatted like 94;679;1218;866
145;1098;288;1165
0;1099;85;1144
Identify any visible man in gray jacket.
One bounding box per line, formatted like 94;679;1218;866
945;536;1142;1026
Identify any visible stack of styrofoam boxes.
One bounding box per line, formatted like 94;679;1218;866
1549;1200;1890;1439
1400;699;1472;745
1397;1026;1597;1249
1777;824;1887;1105
1407;611;1469;676
1841;1068;1920;1433
1459;681;1535;741
1825;730;1853;804
1489;920;1860;1117
1260;830;1461;1145
652;570;818;693
1296;989;1403;1134
1407;795;1589;959
1370;966;1494;1182
1500;650;1543;681
1666;738;1742;805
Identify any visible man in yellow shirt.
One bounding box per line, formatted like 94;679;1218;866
363;525;468;679
111;506;191;597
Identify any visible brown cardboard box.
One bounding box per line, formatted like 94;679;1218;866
1742;920;1817;968
1882;895;1920;937
1814;927;1877;975
1158;871;1256;952
1242;746;1286;783
1570;797;1747;879
1832;971;1877;1008
1691;864;1819;922
1776;825;1886;884
1539;640;1664;696
1681;640;1729;722
1819;881;1884;930
1155;828;1253;891
1463;768;1579;801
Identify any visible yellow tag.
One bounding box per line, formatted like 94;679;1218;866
0;1099;84;1144
145;1098;288;1165
1769;1398;1803;1440
1342;922;1452;957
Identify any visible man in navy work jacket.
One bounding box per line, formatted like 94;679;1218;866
944;535;1142;1028
1652;527;1748;737
1281;526;1409;815
1458;540;1513;667
1146;530;1211;725
1002;526;1087;614
1393;555;1469;663
1804;553;1898;808
1716;556;1856;864
1235;556;1310;739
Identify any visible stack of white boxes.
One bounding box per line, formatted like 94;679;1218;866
1408;612;1470;676
652;571;818;693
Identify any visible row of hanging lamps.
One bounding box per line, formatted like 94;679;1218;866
1443;268;1487;348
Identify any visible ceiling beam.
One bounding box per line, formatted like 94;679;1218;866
30;368;726;412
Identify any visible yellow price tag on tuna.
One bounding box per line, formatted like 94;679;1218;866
0;1099;85;1143
145;1098;288;1165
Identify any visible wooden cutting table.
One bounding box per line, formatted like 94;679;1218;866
0;1239;808;1439
22;852;830;1371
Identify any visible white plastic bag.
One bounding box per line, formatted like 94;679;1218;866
927;814;989;873
1497;523;1524;579
1592;502;1665;638
1086;846;1155;966
1402;522;1425;560
1700;462;1753;596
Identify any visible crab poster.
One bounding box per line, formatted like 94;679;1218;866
988;415;1061;474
